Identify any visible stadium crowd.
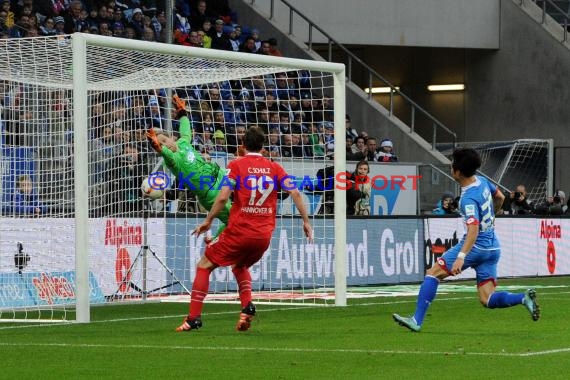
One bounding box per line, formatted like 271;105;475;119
0;0;399;217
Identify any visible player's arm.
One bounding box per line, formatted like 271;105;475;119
146;128;177;167
193;185;232;237
177;113;193;143
451;224;478;275
283;177;313;242
492;188;505;214
452;198;481;274
173;94;192;143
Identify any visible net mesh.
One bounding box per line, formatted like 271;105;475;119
0;35;341;321
441;139;551;203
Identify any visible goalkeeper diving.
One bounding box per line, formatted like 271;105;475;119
146;95;231;239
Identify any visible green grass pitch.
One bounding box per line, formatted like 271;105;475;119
0;276;568;379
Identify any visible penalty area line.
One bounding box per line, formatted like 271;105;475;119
0;341;568;357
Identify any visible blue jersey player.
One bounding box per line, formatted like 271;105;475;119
393;148;540;332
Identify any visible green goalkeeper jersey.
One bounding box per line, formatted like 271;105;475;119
159;116;230;228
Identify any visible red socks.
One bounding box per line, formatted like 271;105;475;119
189;267;211;319
232;266;252;308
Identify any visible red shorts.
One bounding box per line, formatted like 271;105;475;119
204;230;271;268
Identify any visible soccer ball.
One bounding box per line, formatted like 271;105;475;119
141;176;165;200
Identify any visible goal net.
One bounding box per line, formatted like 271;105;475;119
0;34;346;323
440;139;553;203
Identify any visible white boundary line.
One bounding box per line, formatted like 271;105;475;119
0;341;568;357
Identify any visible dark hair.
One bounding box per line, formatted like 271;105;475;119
355;160;369;172
243;126;265;152
451;148;481;177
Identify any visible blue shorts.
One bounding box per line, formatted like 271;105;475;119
437;244;500;286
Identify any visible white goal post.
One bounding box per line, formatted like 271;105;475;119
0;33;346;323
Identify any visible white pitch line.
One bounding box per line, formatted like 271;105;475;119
0;341;568;357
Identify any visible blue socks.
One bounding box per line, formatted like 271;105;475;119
413;275;439;326
487;291;524;308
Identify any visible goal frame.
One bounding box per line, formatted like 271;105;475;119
71;33;347;323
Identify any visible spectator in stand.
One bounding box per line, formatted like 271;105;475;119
363;136;378;161
264;125;281;157
193;122;215;155
299;92;315;124
239;35;257;53
0;10;8;34
9;13;28;38
1;1;13;27
233;24;244;44
322;122;335;158
300;132;313;157
267;37;283;57
345;114;358;140
25;22;39;37
212;129;227;153
141;26;156;41
123;25;137;39
99;21;112;36
39;17;57;36
53;15;66;35
129;8;145;38
350;160;371;216
290;133;305;157
258;40;271;55
280;133;293;158
346;136;364;161
308;122;325;157
210;18;231;51
200;19;213;47
86;7;99;27
206;85;224;112
149;9;163;37
190;0;209;30
375;138;398;162
266;112;280;134
432;191;459;215
501;184;533;215
147;95;165;128
62;0;83;34
192;29;204;47
226;123;245;155
228;27;240;51
322;96;334;122
8;174;45;216
186;30;201;46
250;28;261;52
535;190;567;215
112;21;125;37
354;136;366;157
76;8;91;33
174;6;191;35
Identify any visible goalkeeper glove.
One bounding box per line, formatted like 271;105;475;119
146;128;162;152
172;94;188;119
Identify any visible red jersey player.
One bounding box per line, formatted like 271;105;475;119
176;126;313;332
